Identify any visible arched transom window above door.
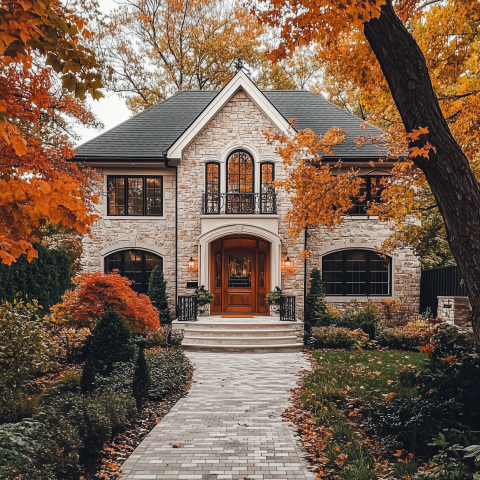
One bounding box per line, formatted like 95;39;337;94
104;249;162;293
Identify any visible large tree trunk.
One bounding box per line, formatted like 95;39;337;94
363;0;480;346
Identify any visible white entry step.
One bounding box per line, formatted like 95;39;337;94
177;316;304;353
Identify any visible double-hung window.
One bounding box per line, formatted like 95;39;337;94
107;176;163;216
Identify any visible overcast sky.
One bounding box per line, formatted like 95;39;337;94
75;0;131;147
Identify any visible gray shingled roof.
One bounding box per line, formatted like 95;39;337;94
75;89;382;160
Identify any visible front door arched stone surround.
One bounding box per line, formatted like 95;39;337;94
196;224;282;311
210;235;270;314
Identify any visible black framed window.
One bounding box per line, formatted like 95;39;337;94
350;176;387;215
227;150;254;193
205;163;220;214
261;162;274;193
105;249;163;293
322;250;391;296
107;176;163;216
260;162;275;214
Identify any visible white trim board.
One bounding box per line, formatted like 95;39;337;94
167;71;292;160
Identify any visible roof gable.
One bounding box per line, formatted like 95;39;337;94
166;71;292;160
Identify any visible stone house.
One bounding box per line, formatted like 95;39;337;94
75;71;421;322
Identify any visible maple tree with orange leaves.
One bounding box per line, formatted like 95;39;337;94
52;270;160;332
0;0;104;265
256;0;480;347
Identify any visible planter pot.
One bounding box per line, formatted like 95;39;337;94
269;304;280;317
197;303;211;317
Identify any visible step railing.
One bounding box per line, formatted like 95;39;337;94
280;295;296;322
177;294;198;322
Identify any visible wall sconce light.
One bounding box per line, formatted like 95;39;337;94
188;257;195;270
284;256;292;269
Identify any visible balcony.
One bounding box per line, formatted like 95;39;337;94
201;192;277;215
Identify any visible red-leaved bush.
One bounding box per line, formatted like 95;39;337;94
53;271;159;332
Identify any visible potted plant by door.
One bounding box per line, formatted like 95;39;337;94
196;287;214;317
266;290;281;317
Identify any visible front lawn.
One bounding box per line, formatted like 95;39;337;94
307;350;425;405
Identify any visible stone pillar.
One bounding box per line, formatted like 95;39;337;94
437;296;471;327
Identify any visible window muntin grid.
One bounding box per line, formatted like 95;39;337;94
227;150;253;193
107;176;163;216
322;250;391;296
105;249;163;293
350;176;387;215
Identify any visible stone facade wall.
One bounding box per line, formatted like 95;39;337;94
437;296;471;327
80;167;177;313
177;89;306;317
307;218;421;311
80;89;421;321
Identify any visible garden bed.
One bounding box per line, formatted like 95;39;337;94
288;325;480;479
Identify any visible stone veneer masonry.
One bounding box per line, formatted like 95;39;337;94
80;168;177;313
80;89;421;319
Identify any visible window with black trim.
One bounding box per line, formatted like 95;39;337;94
105;249;163;293
260;162;276;214
204;163;220;214
322;250;391;296
350;176;387;215
107;176;163;216
261;162;274;193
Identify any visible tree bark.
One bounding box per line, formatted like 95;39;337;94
363;0;480;346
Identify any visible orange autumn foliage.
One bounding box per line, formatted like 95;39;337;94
53;271;159;332
0;1;103;264
266;125;363;236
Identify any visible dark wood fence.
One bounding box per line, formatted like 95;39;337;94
420;265;466;317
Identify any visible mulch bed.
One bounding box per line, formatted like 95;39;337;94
86;360;194;480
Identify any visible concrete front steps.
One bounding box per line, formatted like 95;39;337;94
179;318;304;353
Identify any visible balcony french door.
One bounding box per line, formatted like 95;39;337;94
227;150;253;214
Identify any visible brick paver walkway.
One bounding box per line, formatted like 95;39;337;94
119;352;315;480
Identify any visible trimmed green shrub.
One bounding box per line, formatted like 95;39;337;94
82;310;136;377
32;413;81;479
305;268;328;332
0;298;56;389
148;349;190;400
145;330;167;348
132;345;151;406
376;327;429;350
0;418;40;479
80;356;97;393
311;327;357;349
147;266;171;324
196;289;214;306
44;388;136;460
95;362;135;395
0;243;70;312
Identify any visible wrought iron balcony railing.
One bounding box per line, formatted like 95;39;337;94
201;192;277;215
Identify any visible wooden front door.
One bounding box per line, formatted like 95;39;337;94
224;247;255;312
210;235;270;314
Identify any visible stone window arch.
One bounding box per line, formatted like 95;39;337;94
104;249;163;293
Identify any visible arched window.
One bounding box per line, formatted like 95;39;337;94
226;150;254;213
105;249;163;293
322;250;391;296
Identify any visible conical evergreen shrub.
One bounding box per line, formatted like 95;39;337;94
82;310;136;377
132;342;150;407
147;266;171;324
80;356;97;393
304;268;328;332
